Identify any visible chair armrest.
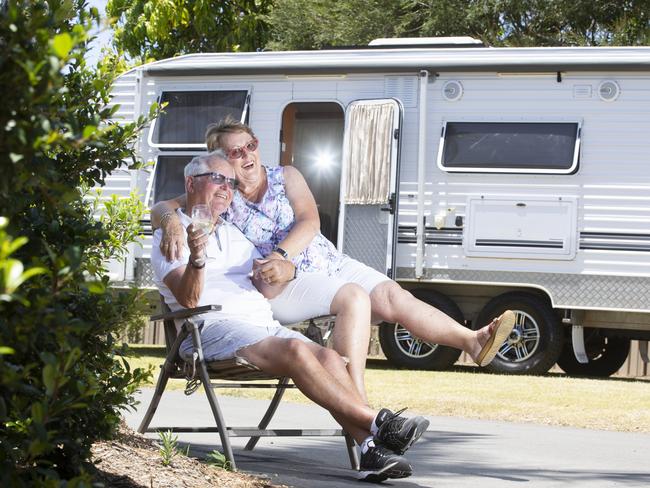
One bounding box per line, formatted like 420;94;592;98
150;304;221;322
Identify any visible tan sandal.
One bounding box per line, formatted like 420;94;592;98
476;310;516;367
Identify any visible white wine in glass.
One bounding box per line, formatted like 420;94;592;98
191;204;213;236
190;204;215;260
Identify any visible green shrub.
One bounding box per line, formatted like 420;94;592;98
206;449;233;471
0;1;157;485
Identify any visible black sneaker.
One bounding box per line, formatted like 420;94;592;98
358;443;412;482
374;408;430;455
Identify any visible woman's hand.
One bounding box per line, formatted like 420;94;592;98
151;195;186;261
253;256;295;285
250;257;294;299
160;215;186;262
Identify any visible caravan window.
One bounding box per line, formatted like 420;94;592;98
152;155;195;203
437;122;580;174
149;90;249;149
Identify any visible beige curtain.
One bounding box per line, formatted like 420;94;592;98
344;102;395;204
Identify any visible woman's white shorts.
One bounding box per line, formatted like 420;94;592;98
269;256;390;324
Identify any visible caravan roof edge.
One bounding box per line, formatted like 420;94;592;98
141;47;650;76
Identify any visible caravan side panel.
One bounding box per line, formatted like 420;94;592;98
395;72;650;313
98;71;141;283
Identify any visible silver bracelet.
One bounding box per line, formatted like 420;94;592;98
159;211;175;227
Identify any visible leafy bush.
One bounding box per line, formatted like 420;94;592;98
0;1;157;485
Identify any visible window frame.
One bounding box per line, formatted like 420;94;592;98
147;86;251;150
436;120;582;175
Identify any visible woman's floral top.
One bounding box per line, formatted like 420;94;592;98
226;165;344;276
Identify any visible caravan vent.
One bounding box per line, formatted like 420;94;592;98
384;76;418;108
573;85;592;99
442;80;463;101
598;80;620;102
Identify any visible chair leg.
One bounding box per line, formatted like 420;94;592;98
197;359;238;472
137;363;171;433
344;432;360;470
244;377;290;451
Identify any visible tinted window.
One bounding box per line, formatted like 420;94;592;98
440;122;579;172
152;91;248;146
153;155;194;203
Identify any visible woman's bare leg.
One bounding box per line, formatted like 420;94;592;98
369;281;500;362
329;283;371;404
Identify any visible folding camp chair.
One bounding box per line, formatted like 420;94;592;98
137;300;360;472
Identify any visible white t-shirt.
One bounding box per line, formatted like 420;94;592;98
151;209;278;327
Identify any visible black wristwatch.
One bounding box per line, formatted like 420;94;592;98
273;246;289;260
189;256;206;269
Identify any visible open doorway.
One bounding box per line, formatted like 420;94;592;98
280;102;344;245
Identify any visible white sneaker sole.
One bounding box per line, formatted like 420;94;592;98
358;461;412;482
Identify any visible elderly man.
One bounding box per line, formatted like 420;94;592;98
150;150;429;482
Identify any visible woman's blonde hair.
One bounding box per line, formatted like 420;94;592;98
205;115;255;151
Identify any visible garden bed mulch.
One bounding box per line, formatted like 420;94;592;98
91;422;287;488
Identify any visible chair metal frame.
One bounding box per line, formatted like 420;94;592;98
137;302;360;472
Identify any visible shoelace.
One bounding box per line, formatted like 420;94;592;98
363;444;396;464
384;407;408;422
380;407;409;441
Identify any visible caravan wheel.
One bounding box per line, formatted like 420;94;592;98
378;289;464;370
557;330;630;377
475;292;563;375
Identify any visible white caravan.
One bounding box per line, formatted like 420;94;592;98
105;39;650;376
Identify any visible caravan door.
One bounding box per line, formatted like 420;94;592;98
338;99;402;277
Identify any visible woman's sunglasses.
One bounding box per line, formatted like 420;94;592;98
192;172;239;189
226;138;259;160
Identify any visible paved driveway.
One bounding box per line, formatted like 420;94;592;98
123;389;650;488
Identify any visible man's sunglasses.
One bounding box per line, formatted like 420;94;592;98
193;172;239;189
226;138;259;160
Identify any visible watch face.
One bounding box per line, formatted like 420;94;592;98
274;247;288;259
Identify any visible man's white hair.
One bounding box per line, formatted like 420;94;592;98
184;149;228;178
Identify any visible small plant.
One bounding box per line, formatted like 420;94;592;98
206;449;233;471
157;430;188;467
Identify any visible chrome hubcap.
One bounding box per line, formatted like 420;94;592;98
394;324;437;358
497;310;540;362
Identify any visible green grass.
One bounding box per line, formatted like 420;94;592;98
125;345;650;433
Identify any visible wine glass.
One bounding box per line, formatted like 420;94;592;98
191;204;213;236
191;204;214;260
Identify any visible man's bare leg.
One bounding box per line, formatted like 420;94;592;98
238;336;428;481
237;337;374;443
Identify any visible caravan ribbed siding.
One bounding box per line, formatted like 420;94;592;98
95;71;141;282
394;71;650;312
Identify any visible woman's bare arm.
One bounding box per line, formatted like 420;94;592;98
272;165;321;261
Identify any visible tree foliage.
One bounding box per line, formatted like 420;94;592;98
265;0;406;50
0;1;154;484
266;0;650;50
107;0;274;62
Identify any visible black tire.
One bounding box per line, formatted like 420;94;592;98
378;289;464;370
557;330;630;377
476;292;563;375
